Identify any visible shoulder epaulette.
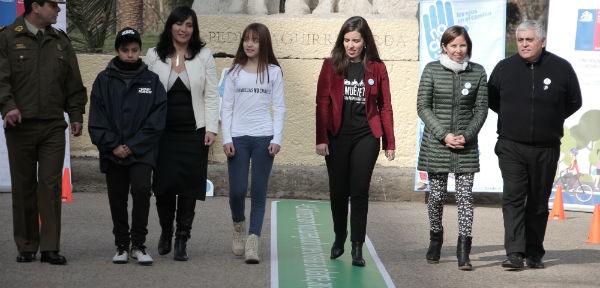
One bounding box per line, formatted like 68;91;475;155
54;27;71;41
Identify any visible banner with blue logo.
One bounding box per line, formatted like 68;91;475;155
547;1;600;212
0;0;17;27
415;0;506;193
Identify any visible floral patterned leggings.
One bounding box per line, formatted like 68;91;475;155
427;172;474;237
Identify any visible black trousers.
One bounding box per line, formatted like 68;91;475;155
5;119;67;252
326;133;380;242
495;138;559;258
105;162;152;247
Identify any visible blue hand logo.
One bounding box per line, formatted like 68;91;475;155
422;0;455;60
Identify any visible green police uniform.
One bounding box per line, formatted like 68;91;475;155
0;15;87;253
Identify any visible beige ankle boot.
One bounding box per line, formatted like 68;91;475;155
245;234;260;264
232;221;246;256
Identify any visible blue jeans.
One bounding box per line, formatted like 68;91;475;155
228;136;274;236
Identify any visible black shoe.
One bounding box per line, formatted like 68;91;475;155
40;251;67;265
351;242;365;267
330;231;347;259
426;229;443;264
501;253;524;270
330;243;344;259
16;252;36;262
173;237;188;261
158;231;172;255
526;256;545;269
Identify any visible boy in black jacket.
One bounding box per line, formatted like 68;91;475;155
88;28;167;265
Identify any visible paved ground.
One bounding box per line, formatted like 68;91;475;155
1;193;599;288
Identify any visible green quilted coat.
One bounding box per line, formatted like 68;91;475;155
417;61;488;173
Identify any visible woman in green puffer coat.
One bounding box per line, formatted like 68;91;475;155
417;26;488;271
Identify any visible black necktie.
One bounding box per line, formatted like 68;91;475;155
36;30;43;43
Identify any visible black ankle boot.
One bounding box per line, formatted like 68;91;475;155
173;234;188;261
351;242;365;266
426;229;443;264
457;236;472;271
330;231;347;259
158;230;173;255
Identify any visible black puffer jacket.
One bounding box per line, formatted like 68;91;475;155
88;58;167;172
417;60;488;173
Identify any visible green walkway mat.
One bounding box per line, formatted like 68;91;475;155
270;200;395;288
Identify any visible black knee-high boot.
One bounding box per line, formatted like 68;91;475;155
426;228;443;264
174;196;196;261
457;236;472;270
156;195;175;255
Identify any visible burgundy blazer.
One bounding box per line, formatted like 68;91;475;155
315;58;395;150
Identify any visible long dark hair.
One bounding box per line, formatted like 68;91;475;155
330;16;381;75
229;23;280;84
155;6;205;62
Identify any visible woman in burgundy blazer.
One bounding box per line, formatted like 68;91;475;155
315;16;395;267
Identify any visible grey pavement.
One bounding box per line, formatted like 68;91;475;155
1;192;600;288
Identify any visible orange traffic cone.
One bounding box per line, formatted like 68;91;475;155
586;204;600;243
61;167;72;203
549;185;565;220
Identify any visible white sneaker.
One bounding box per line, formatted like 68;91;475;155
112;246;129;264
245;234;260;264
232;221;246;256
131;245;153;266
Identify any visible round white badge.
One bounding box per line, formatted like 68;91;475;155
461;89;469;96
544;78;551;85
368;78;375;85
464;82;472;89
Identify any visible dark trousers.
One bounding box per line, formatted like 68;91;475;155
326;133;380;243
5;119;66;252
495;138;559;258
228;136;274;236
155;194;196;238
105;162;152;247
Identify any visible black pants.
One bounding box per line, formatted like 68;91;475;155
495;138;559;258
5;119;66;252
326;133;380;242
105;162;152;247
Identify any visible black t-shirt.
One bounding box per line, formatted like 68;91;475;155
340;62;370;136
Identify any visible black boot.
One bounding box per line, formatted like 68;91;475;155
330;231;347;259
426;229;443;264
351;242;365;266
457;236;473;271
158;229;173;255
173;196;195;261
173;231;189;261
156;194;175;255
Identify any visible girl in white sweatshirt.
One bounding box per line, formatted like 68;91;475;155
221;23;285;264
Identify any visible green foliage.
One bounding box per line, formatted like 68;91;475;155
569;110;600;150
70;32;159;54
67;0;117;53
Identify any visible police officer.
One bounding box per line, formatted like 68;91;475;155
0;0;87;265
